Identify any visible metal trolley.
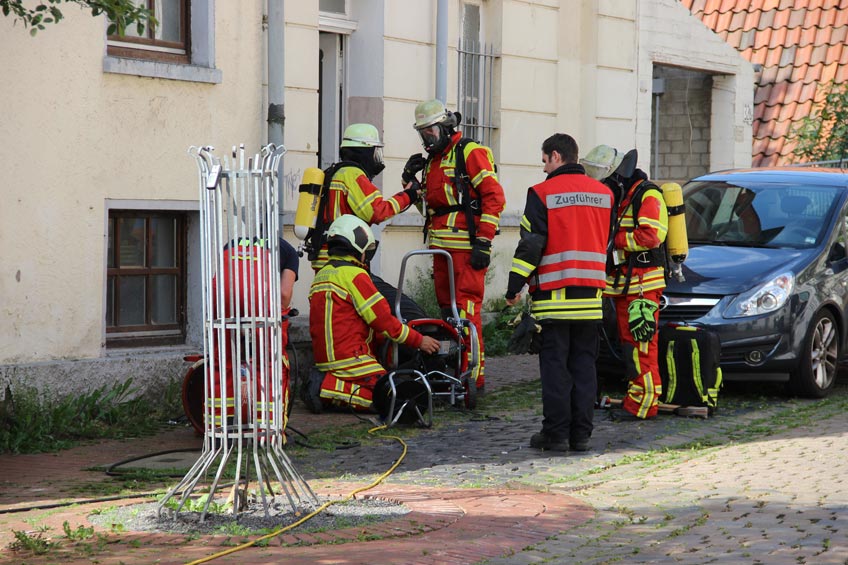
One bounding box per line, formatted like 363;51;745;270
379;249;480;427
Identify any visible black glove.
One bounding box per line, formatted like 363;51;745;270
470;238;492;270
507;311;542;355
403;179;421;206
402;153;427;184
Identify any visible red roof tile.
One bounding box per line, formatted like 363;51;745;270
720;0;737;12
717;10;734;31
802;7;822;29
818;7;836;27
792;99;814;120
689;0;706;15
776;63;794;82
765;45;784;66
787;8;807;29
830;25;847;45
757;10;777;31
744;9;763;29
820;61;838;83
809;43;828;65
769;27;788;47
784;25;804;47
729;10;748;32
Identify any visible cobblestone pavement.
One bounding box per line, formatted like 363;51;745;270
2;355;848;564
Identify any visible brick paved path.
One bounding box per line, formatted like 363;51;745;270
2;356;848;564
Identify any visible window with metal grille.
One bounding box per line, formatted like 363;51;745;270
457;2;497;147
107;0;190;64
106;211;186;346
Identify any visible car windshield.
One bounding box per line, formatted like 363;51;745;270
683;180;841;249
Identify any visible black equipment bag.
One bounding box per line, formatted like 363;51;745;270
658;324;723;413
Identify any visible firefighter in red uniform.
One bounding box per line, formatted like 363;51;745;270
506;134;613;451
591;146;669;420
210;236;297;431
407;99;506;389
304;215;440;413
310;123;421;271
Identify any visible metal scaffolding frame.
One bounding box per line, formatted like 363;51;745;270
158;144;317;521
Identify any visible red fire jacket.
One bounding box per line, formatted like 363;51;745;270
309;256;424;379
423;132;505;249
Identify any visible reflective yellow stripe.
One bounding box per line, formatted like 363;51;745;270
511;257;535;278
665;340;677;401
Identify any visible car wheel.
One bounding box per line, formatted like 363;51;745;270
788;310;839;398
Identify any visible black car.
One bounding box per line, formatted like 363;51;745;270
601;167;848;398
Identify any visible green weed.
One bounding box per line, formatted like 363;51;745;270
9;526;57;555
0;377;183;454
62;521;94;541
163;493;230;514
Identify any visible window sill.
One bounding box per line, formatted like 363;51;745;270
103;55;222;84
104;343;196;359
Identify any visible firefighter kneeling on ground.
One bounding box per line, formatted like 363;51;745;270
303;215;440;413
585;146;668;421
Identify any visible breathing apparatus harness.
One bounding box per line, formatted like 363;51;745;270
423;137;484;243
608;178;667;296
302;160;365;262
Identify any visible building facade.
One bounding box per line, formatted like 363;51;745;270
0;0;753;397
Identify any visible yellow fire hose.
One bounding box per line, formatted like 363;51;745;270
184;424;407;565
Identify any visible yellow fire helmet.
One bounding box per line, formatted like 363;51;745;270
580;145;623;181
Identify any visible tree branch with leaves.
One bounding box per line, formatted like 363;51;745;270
1;0;153;36
790;80;848;164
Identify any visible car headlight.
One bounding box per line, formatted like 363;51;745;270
724;272;795;318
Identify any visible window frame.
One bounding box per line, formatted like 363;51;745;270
102;0;221;84
106;0;191;65
457;0;498;148
106;210;187;348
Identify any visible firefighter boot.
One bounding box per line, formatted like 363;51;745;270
301;367;325;414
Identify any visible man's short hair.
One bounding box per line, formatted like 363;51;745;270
542;134;578;164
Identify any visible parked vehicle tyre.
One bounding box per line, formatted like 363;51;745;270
788;310;839;398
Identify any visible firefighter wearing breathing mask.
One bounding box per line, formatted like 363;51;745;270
405;99;506;389
310;123;422;271
583;145;668;421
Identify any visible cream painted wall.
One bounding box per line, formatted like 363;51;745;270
0;2;265;363
0;0;754;377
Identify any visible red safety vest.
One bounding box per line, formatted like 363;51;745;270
529;175;612;293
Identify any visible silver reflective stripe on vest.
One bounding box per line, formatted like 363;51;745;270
537;268;607;284
539;250;607;266
545;191;611;209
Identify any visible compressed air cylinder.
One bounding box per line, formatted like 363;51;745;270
293;167;325;240
661;182;688;265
